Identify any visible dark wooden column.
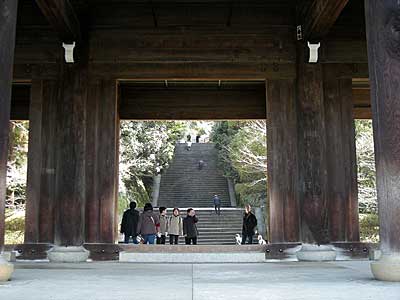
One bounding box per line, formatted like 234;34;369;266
0;0;19;250
365;0;400;255
38;81;58;243
85;79;118;244
267;80;300;243
324;68;359;242
25;81;43;243
296;46;329;245
54;63;87;246
25;80;58;244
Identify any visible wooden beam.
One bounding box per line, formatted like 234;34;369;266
35;0;81;43
0;0;19;250
119;84;266;120
301;0;350;42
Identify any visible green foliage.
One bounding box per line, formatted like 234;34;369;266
119;121;187;207
355;120;377;214
5;121;29;244
5;209;25;244
210;121;242;179
359;213;379;243
210;121;267;207
7;121;29;209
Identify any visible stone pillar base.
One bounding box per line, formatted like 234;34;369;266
0;256;14;281
296;244;337;262
47;246;89;263
371;254;400;282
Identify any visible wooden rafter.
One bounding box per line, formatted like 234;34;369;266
35;0;81;43
300;0;349;42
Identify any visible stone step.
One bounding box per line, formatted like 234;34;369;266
119;252;265;263
119;245;265;262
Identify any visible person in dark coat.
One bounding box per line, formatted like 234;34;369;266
241;204;257;245
213;194;221;215
183;208;199;245
120;202;140;244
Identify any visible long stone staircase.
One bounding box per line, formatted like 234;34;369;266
157;143;247;245
158;143;231;208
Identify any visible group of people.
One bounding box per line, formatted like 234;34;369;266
121;202;259;245
120;202;199;245
186;133;203;151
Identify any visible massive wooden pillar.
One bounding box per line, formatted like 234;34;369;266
25;81;42;243
324;69;359;242
365;0;400;279
267;80;300;243
296;47;329;245
24;75;118;249
53;62;87;246
25;80;58;244
85;79;118;244
25;76;118;249
0;0;18;250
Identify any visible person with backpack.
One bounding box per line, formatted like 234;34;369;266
137;203;160;244
120;202;140;244
241;204;258;244
168;208;183;245
183;208;199;245
157;207;168;244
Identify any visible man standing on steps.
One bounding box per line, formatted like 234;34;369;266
241;204;257;245
213;194;221;215
120;202;140;244
183;208;199;245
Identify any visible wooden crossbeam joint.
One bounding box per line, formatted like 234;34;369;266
300;0;349;42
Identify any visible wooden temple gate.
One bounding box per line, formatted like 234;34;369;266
0;0;399;278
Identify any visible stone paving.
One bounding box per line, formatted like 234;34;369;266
0;260;399;300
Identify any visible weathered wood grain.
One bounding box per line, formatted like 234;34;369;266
267;80;300;243
300;0;350;42
0;0;19;250
324;70;359;242
365;0;400;254
35;0;81;43
54;62;87;246
296;44;329;245
88;62;297;81
24;80;42;243
85;79;118;243
38;80;58;243
120;83;266;120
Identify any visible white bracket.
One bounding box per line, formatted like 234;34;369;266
308;41;320;63
62;42;76;63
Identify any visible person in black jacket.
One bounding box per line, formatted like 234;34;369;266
183;208;199;245
121;202;140;244
242;204;257;245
